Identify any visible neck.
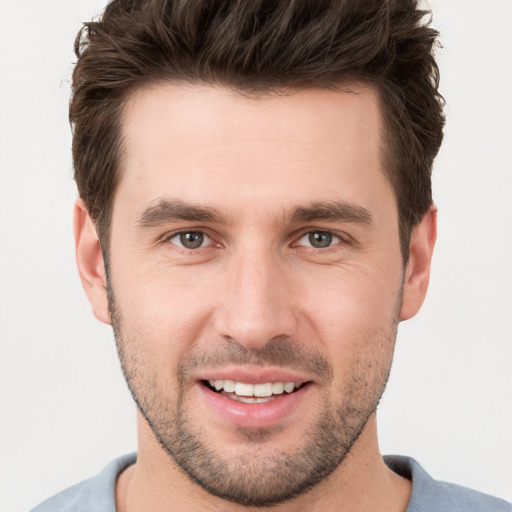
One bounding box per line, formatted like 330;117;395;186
116;413;411;512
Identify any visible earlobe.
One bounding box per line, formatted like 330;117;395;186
74;199;112;325
400;205;437;321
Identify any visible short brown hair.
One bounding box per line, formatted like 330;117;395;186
70;0;444;262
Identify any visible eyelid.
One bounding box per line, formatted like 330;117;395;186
292;227;350;243
159;227;352;251
296;230;340;248
161;229;216;249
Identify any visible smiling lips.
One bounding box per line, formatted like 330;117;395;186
196;365;315;429
207;379;301;403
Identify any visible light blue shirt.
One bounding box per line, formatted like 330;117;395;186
30;453;511;511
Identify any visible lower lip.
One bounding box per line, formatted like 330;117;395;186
198;383;311;429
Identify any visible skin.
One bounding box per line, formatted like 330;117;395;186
75;83;436;511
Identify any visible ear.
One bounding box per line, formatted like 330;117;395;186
400;205;437;321
74;199;112;325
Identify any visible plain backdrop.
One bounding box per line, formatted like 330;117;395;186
0;1;511;511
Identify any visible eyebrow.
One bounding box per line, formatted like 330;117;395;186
288;201;372;226
136;198;227;227
136;198;372;228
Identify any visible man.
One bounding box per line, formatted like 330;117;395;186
30;0;511;511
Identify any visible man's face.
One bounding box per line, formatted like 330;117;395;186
104;84;407;505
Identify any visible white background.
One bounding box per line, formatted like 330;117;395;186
0;1;511;510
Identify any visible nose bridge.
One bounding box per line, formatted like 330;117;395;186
214;241;297;347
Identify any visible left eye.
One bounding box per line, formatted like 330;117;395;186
168;231;211;249
296;231;341;249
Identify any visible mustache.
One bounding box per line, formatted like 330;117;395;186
178;338;334;383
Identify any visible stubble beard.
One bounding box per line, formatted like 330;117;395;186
107;283;400;507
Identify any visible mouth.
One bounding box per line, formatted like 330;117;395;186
196;369;314;428
201;379;310;404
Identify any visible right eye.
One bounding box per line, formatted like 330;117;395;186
167;231;212;250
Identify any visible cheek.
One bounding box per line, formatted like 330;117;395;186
296;263;402;370
112;264;221;372
299;262;403;329
111;245;403;371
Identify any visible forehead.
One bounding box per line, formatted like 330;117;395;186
116;82;392;220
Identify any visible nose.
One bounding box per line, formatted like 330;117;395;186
213;248;298;349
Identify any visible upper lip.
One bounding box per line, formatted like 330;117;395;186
195;366;313;386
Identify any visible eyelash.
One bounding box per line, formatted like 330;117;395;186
162;229;348;252
164;230;215;250
293;231;343;250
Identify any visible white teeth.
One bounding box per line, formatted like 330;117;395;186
253;383;273;397
235;382;254;396
208;380;298;397
284;382;295;393
271;382;285;394
230;395;276;404
223;379;236;392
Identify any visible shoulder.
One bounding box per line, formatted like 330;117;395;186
384;455;511;512
29;453;136;512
